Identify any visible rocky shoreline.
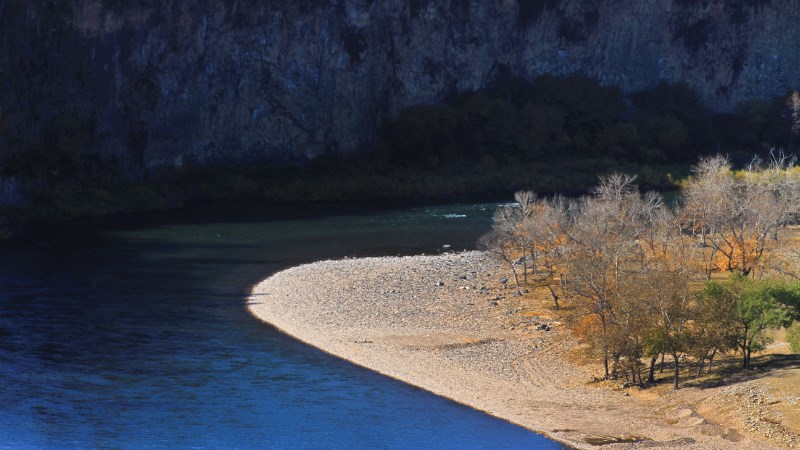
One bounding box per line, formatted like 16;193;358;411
248;252;785;449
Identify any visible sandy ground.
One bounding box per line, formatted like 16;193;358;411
248;252;797;449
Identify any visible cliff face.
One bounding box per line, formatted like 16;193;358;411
2;0;800;175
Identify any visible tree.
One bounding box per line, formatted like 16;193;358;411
701;275;793;368
478;211;522;290
636;270;693;389
788;322;800;353
692;281;740;374
512;190;537;286
480;191;568;302
482;155;800;382
519;194;568;309
682;153;800;278
561;174;659;379
680;155;731;253
635;203;700;388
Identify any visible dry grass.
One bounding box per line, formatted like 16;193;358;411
501;258;800;448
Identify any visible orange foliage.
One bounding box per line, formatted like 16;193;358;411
574;315;603;341
713;237;760;274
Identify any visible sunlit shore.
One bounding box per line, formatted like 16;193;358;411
248;252;787;449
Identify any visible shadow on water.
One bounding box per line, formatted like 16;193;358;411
0;201;570;449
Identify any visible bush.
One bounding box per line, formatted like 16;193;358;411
788;322;800;353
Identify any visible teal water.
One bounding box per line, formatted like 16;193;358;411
0;202;568;449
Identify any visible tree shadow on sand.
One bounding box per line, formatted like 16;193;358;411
680;353;800;389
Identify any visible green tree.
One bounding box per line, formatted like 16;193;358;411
701;275;794;368
788;322;800;353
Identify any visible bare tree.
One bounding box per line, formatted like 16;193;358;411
480;191;565;295
478;206;523;290
483;156;800;384
682;153;800;278
680;155;732;276
520;194;568;308
560;174;657;379
513;191;537;285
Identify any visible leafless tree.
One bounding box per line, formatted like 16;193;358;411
483;158;800;384
478;206;523;290
682;153;800;278
480;191;567;296
560;174;660;379
519;194;568;308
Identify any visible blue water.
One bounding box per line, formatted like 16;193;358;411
0;203;568;449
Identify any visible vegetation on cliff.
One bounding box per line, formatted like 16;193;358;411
2;77;799;239
380;76;798;168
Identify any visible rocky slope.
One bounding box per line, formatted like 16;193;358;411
2;0;800;177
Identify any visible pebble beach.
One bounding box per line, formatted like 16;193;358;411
248;252;787;449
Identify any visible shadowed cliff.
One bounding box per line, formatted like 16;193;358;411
1;0;800;187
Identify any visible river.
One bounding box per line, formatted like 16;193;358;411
0;202;567;449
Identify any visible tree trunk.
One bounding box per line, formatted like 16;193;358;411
708;349;716;370
647;354;658;383
508;261;521;289
546;284;560;309
673;352;680;390
659;352;665;373
601;315;610;379
741;326;749;368
636;364;643;387
696;355;705;377
521;249;528;285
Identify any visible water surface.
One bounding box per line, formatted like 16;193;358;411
0;202;567;449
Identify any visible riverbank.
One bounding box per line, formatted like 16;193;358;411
1;159;683;241
248;252;794;449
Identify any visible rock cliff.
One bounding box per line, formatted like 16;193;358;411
2;0;800;174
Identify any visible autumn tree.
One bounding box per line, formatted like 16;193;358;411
478;207;523;289
680;155;731;274
480;190;569;304
512;190;538;286
634;269;694;388
483;154;800;383
682;153;800;277
519;194;568;309
560;174;661;379
633;203;701;388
